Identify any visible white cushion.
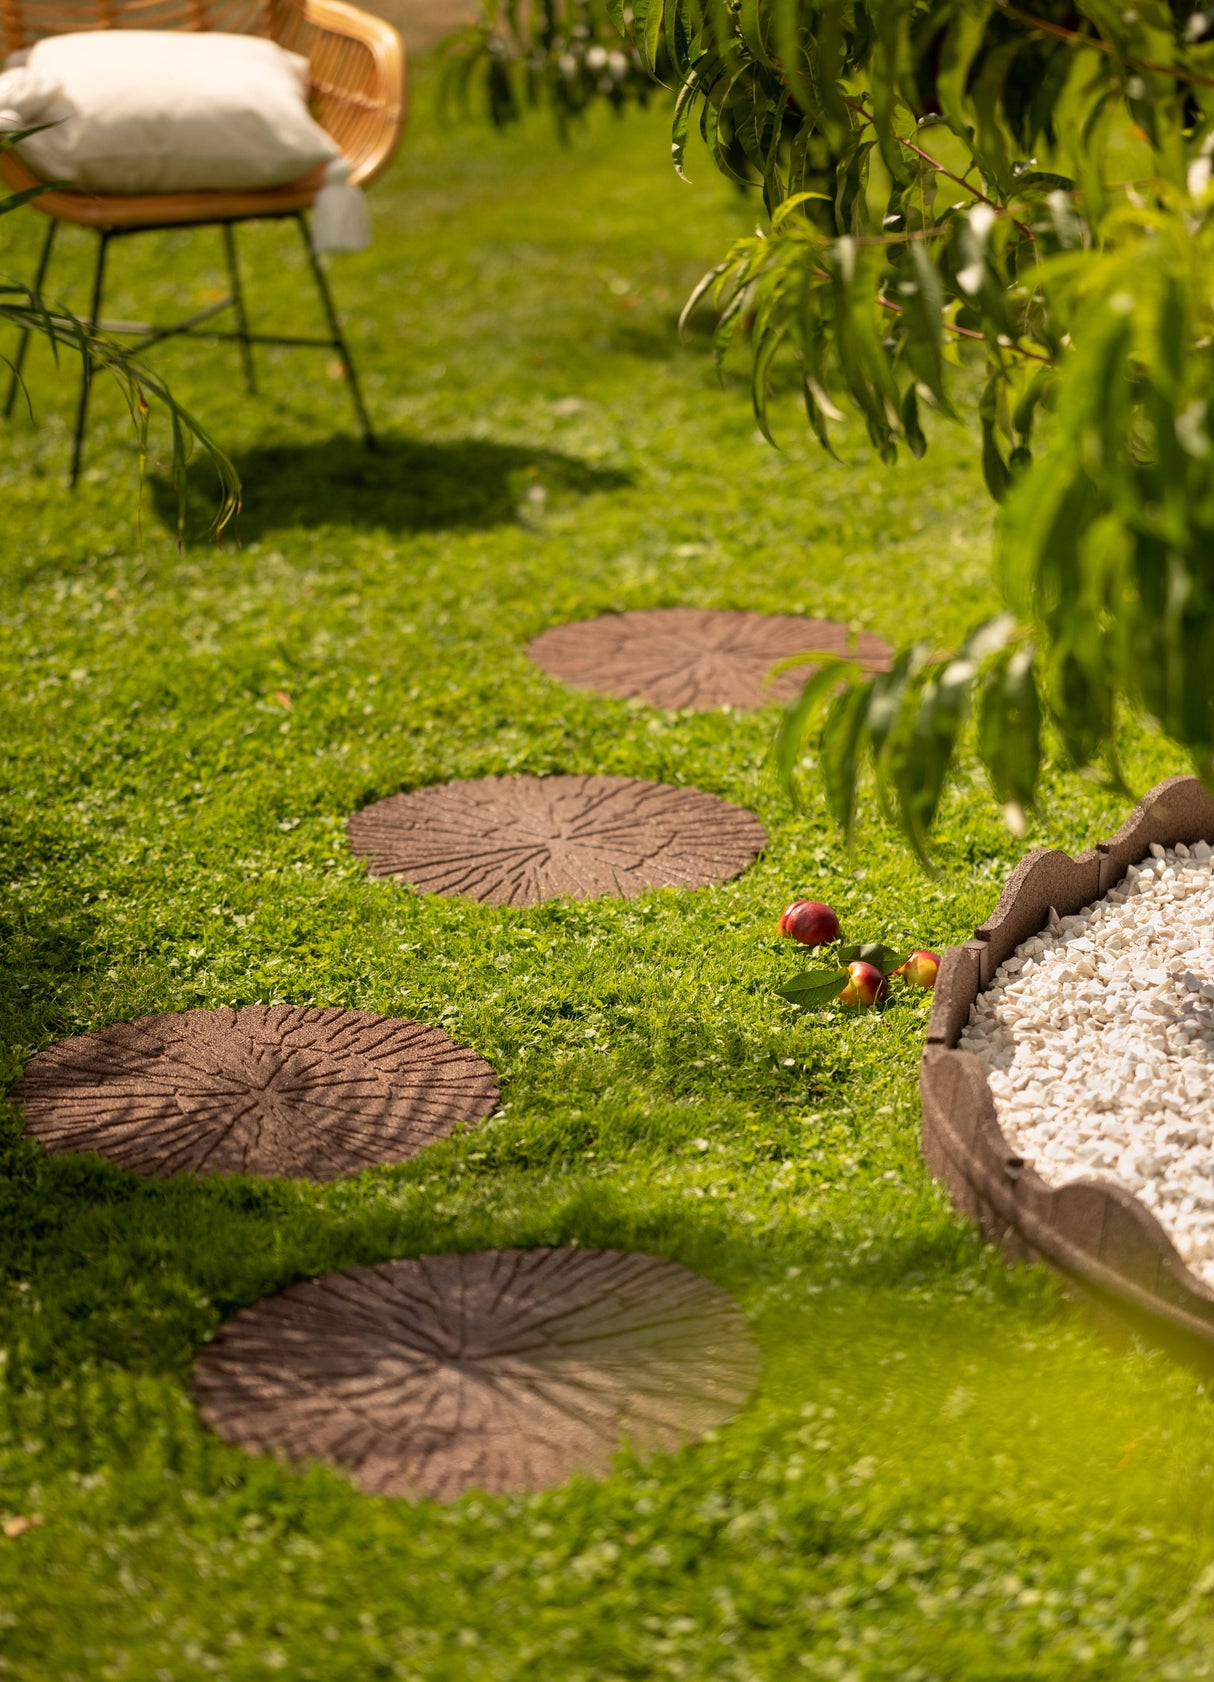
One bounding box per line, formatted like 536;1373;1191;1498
0;30;339;194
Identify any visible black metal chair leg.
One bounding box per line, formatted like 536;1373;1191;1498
4;216;58;420
70;230;110;488
221;222;257;394
295;212;377;450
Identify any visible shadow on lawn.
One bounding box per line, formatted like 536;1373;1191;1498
153;432;632;541
0;1124;994;1387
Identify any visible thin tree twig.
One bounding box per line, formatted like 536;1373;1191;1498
801;260;1054;362
877;294;1055;364
996;1;1214;91
898;134;1037;243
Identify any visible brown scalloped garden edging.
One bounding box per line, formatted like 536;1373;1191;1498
922;774;1214;1362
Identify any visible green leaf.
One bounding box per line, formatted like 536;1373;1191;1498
978;643;1042;820
671;65;701;182
1011;364;1053;444
1012;170;1076;190
775;658;855;804
643;0;664;75
980;392;1012;505
830;240;900;460
819;676;873;840
679;260;728;337
899;241;951;411
775;968;850;1009
711;279;753;373
803;377;842;458
901;381;927;458
838;943;908;975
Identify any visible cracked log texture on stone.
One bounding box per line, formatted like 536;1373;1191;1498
193;1248;760;1501
528;607;892;712
12;1005;499;1182
347;773;767;906
922;775;1214;1361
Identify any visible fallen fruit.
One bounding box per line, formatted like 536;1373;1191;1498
838;960;887;1007
839;942;906;975
779;899;840;946
2;1514;42;1539
895;950;939;989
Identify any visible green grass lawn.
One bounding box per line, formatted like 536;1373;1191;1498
2;61;1214;1682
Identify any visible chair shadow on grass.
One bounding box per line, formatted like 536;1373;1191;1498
151;432;632;543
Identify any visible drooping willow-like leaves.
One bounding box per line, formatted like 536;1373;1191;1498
440;0;657;135
605;0;1214;856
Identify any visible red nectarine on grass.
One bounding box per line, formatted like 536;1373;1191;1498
779;899;840;947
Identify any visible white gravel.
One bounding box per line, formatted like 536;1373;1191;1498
958;840;1214;1287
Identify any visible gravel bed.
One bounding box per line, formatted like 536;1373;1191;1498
958;841;1214;1286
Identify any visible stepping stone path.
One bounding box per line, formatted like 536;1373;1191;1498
193;1248;759;1501
527;607;892;712
13;1005;498;1182
347;772;767;906
15;605;776;1497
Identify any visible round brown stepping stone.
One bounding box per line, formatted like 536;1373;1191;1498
527;607;892;712
193;1248;759;1501
12;1005;498;1182
347;773;766;906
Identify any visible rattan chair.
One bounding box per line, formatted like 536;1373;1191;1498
0;0;406;480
